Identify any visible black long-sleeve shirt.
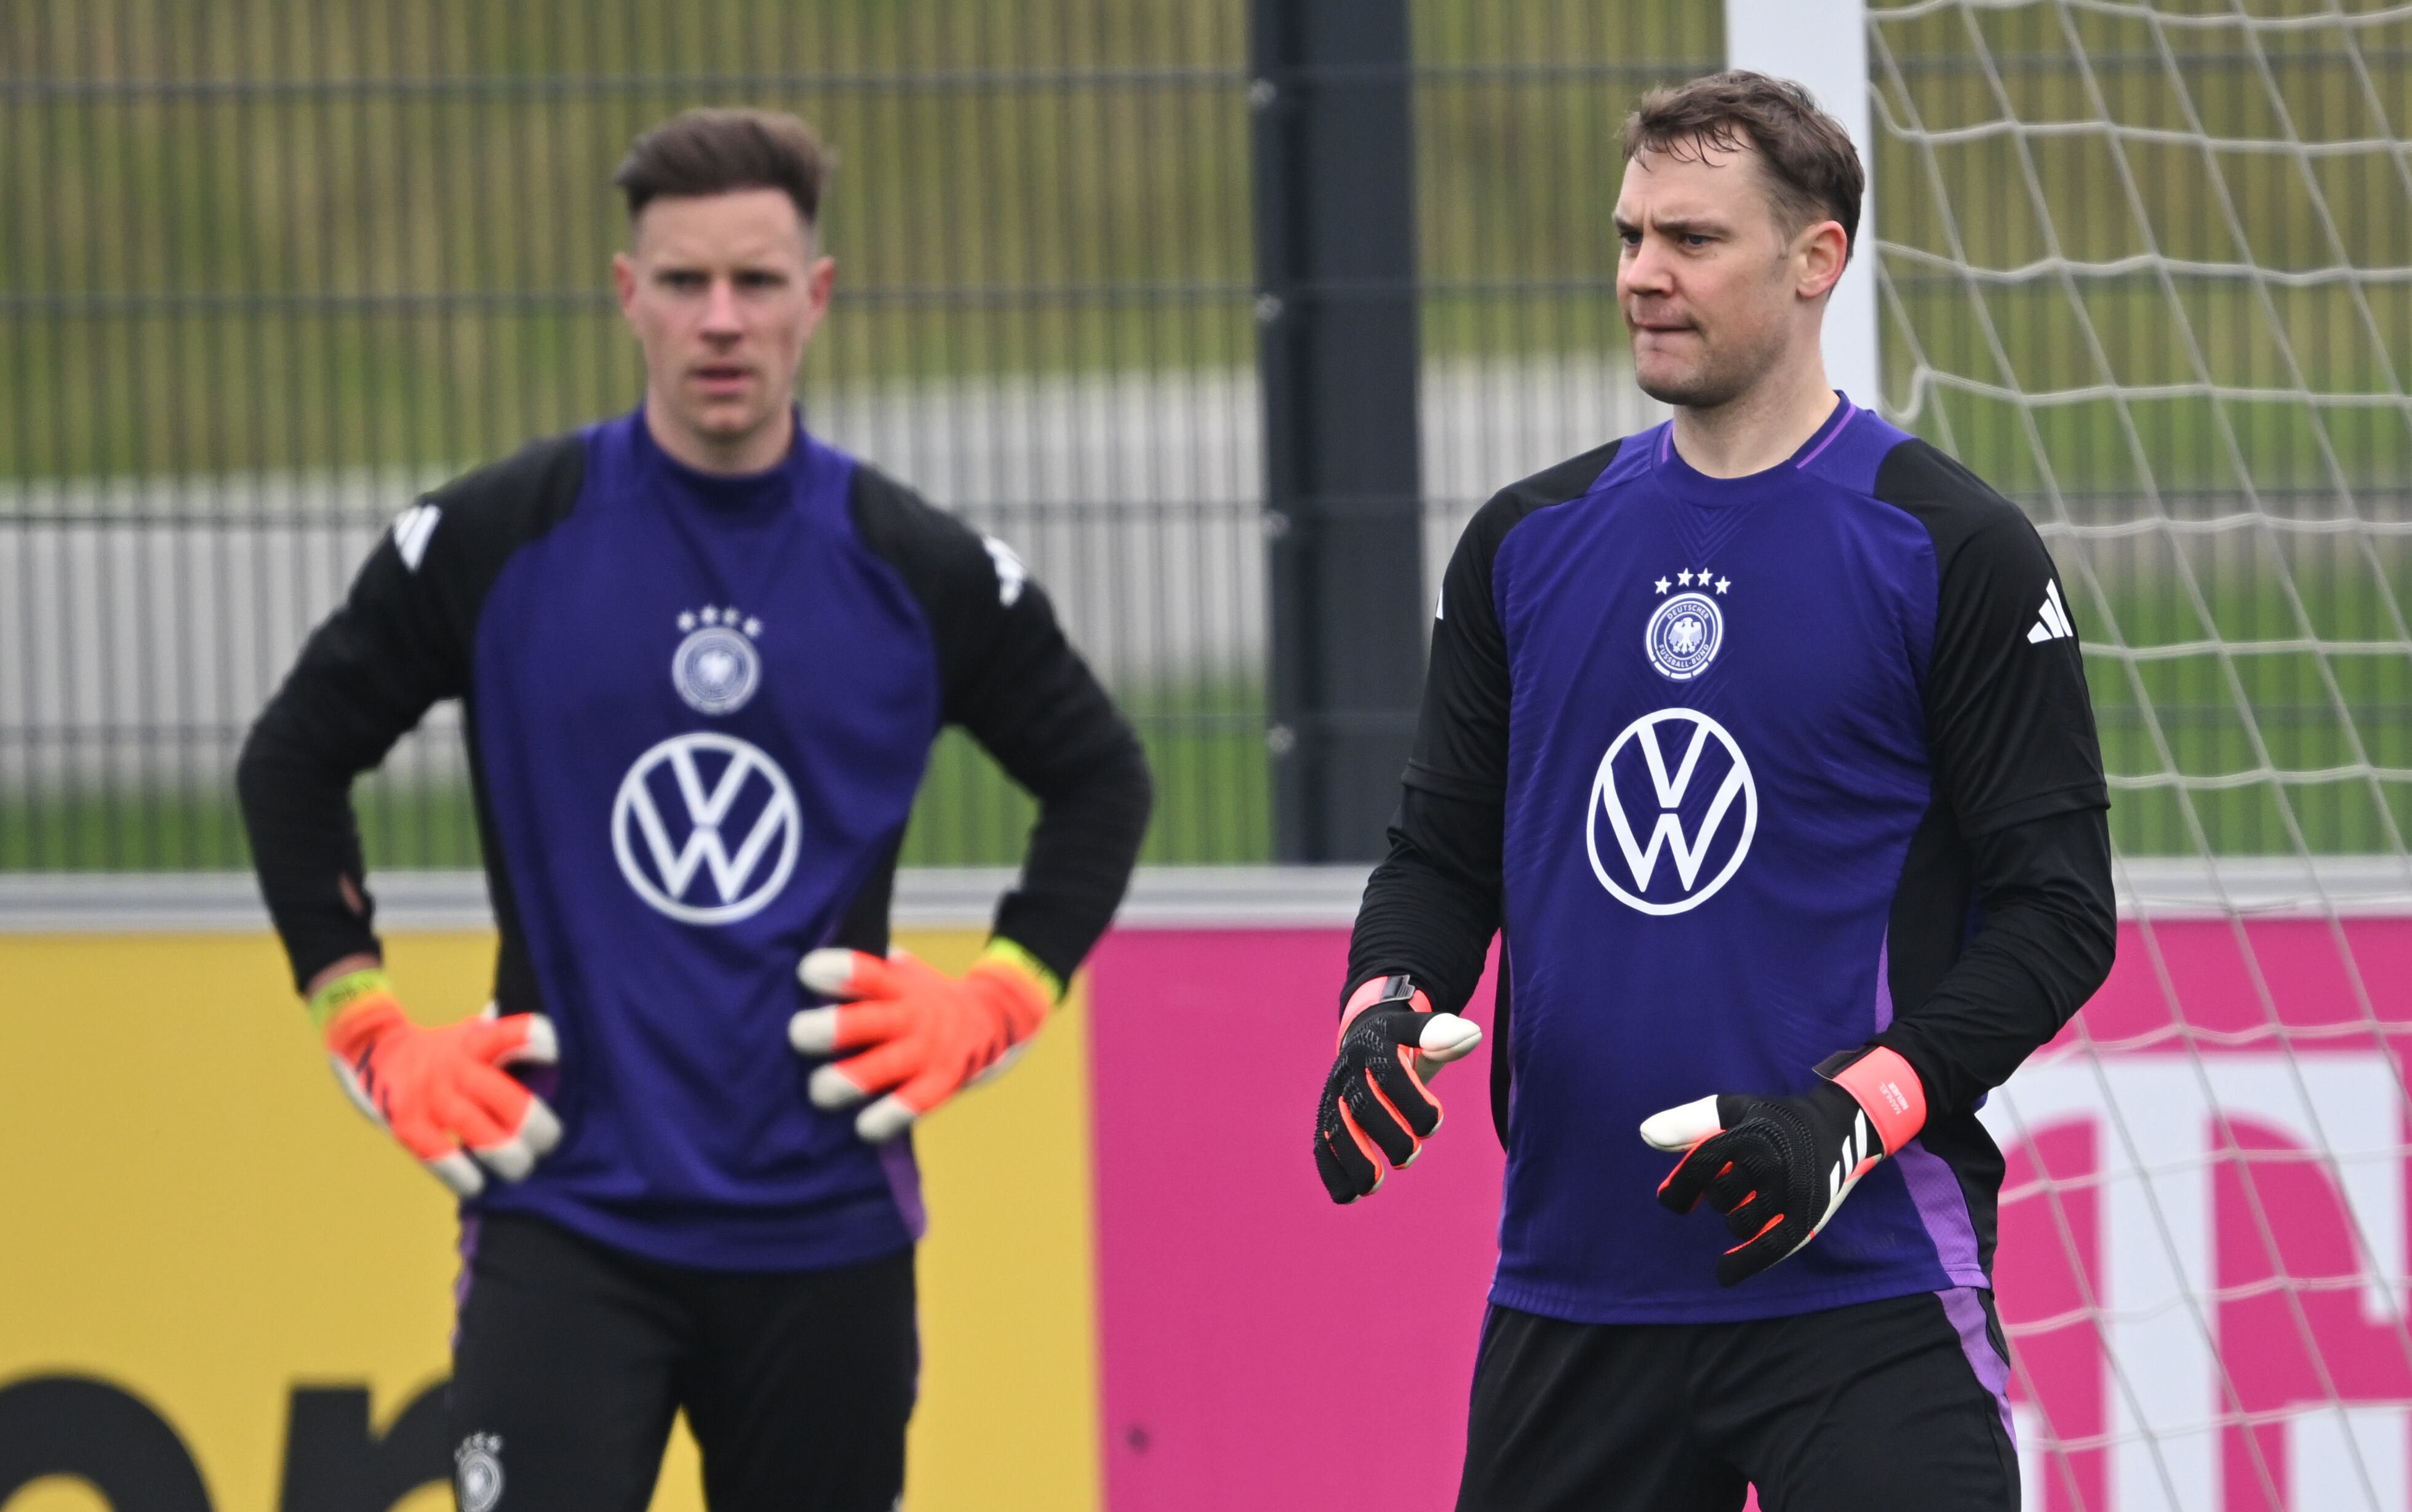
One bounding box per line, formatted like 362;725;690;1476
237;412;1150;1269
1344;400;2115;1320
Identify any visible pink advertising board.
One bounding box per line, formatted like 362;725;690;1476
1088;918;2412;1512
1994;918;2412;1512
1087;929;1505;1512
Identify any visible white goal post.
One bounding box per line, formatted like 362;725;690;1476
1727;6;2412;1511
1727;0;1885;405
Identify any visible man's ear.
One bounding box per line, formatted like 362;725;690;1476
794;255;838;347
1797;219;1850;303
610;250;639;318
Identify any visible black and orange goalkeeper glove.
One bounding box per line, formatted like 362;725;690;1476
1642;1044;1928;1286
1312;974;1482;1204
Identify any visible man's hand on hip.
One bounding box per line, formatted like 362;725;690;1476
789;941;1056;1144
313;967;562;1198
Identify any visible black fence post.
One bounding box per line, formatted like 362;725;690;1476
1249;0;1426;863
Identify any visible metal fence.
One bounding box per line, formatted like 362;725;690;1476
0;1;1706;870
2;1;2407;870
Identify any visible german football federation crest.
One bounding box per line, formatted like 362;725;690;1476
671;605;762;716
455;1433;505;1512
1586;707;1757;916
1645;570;1727;682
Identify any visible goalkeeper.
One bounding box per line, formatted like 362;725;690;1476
1312;73;2114;1511
238;108;1150;1512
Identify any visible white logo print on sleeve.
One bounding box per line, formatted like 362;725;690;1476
2027;580;2075;643
391;503;441;571
1586;708;1757;915
612;732;801;925
982;535;1028;607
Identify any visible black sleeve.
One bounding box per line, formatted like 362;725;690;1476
1866;439;2117;1115
1891;442;2108;835
1874;806;2115;1116
1349;789;1505;1020
849;468;1152;985
1343;442;1621;1014
236;436;586;993
1343;515;1514;1015
237;523;462;989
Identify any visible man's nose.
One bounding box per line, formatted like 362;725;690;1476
700;278;743;336
1621;237;1674;295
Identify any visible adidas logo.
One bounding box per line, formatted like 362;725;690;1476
2027;581;2074;644
391;503;441;573
1828;1110;1871;1204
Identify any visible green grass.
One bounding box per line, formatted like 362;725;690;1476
0;0;1729;479
10;584;2412;871
2077;538;2412;856
14;0;2392;494
10;0;2408;491
7;0;2411;867
0;700;1274;872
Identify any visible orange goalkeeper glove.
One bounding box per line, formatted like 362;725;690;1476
312;968;562;1198
788;942;1056;1144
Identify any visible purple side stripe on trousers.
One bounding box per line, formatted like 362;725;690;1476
1873;934;1987;1283
451;1213;482;1353
880;1137;928;1240
1937;1285;2018;1441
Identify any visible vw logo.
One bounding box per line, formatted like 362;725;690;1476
1585;708;1756;916
611;732;801;925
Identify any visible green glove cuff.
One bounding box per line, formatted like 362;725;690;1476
979;937;1065;1005
306;966;394;1033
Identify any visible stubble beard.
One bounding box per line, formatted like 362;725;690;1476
679;371;785;444
1632;338;1754;411
656;380;792;471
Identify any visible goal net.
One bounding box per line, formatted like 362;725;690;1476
1867;3;2412;1509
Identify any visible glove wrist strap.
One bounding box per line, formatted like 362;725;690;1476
307;966;396;1034
977;937;1064;1005
1340;973;1431;1032
1819;1045;1928;1154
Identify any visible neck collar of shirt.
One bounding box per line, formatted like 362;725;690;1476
635;405;810;514
1650;392;1856;508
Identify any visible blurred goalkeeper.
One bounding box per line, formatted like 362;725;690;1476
1312;73;2113;1511
239;107;1149;1512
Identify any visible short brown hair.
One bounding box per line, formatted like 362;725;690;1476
1623;71;1863;258
613;108;832;229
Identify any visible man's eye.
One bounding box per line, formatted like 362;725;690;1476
736;272;785;290
660;272;705;290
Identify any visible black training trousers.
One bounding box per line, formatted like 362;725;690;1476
1456;1289;2019;1512
446;1213;916;1512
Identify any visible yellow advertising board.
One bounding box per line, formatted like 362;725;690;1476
0;929;1100;1512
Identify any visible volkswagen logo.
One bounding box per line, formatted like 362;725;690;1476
1585;708;1756;916
611;732;801;925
